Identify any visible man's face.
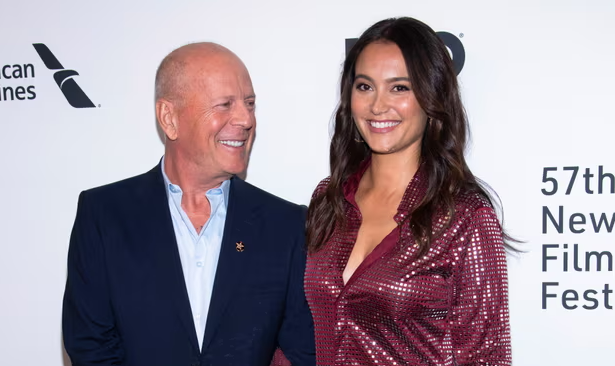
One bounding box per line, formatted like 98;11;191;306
174;55;256;179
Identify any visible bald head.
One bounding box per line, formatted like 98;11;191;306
154;42;245;103
155;42;256;184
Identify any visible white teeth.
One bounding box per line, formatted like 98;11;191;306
219;140;245;147
370;121;400;128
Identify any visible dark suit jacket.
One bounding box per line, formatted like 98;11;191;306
62;165;315;366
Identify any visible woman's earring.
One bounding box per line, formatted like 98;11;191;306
354;127;364;143
352;119;364;142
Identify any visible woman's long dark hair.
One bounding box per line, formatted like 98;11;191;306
306;17;514;255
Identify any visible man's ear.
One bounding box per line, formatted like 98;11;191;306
156;98;179;141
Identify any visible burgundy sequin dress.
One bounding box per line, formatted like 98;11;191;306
305;163;512;365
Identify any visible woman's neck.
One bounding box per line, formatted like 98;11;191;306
361;151;420;195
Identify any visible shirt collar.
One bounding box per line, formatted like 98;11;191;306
342;157;428;223
160;156;231;206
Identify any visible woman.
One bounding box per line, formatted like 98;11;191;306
305;17;512;365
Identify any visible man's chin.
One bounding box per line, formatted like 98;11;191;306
234;170;248;180
223;163;248;179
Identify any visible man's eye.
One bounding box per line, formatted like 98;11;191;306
219;101;232;108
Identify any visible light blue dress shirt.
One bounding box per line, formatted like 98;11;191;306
161;157;230;350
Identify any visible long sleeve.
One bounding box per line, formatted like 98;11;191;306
449;207;512;365
63;191;124;365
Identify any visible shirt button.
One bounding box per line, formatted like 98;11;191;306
196;261;203;267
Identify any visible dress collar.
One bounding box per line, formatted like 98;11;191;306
342;158;428;224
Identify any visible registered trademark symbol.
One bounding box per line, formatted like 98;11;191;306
459;33;464;38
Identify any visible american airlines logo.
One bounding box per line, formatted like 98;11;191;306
32;43;95;108
345;31;466;75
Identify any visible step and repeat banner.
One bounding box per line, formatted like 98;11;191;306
1;0;613;365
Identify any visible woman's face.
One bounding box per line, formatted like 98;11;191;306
351;41;428;158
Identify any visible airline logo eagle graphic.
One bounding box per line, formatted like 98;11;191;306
32;43;95;108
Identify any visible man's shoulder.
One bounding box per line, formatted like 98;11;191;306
232;178;306;215
81;166;159;202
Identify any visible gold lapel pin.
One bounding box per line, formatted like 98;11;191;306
235;241;245;252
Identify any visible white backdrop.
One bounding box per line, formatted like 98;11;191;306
1;0;613;365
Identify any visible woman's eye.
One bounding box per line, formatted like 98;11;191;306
356;83;371;91
393;85;410;92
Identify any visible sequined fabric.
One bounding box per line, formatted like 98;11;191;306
305;163;512;365
270;348;291;366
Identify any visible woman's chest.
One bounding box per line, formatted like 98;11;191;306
306;224;458;319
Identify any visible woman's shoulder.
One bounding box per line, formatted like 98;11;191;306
453;188;497;218
311;176;331;199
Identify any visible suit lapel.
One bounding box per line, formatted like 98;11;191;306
140;165;200;353
202;177;258;350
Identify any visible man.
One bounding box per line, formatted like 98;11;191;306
62;43;315;366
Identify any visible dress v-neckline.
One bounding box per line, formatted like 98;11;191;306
338;158;426;291
340;224;401;289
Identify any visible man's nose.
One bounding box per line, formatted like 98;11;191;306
231;101;255;129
